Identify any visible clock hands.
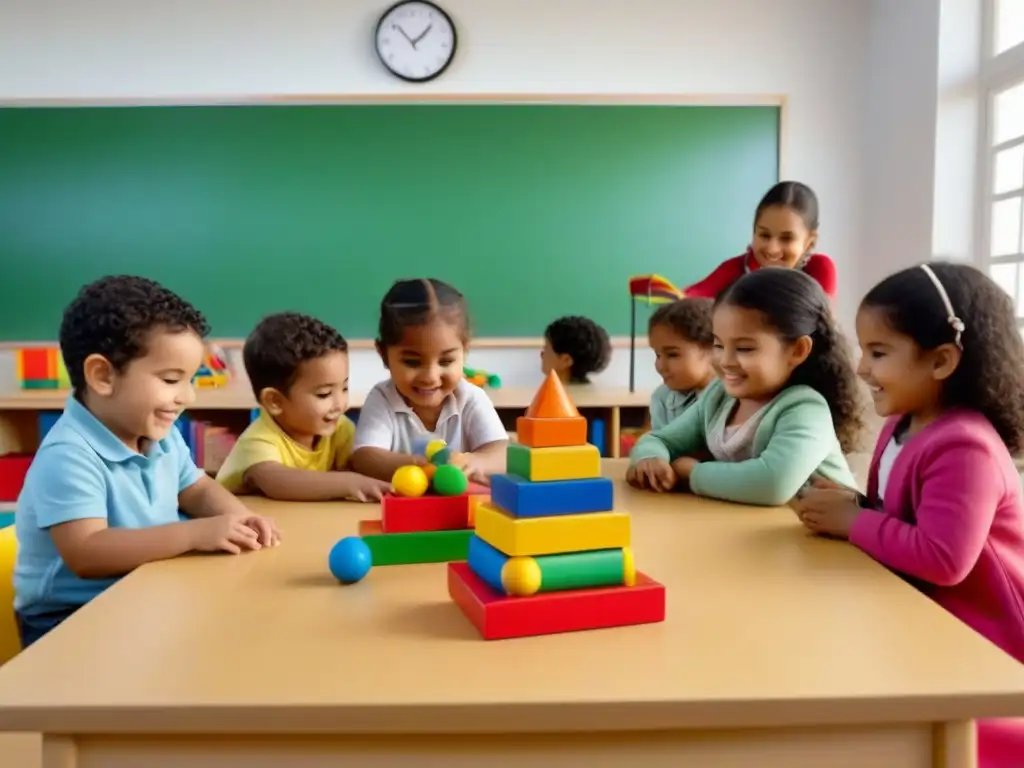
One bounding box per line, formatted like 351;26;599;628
411;23;433;46
391;23;414;46
392;21;433;49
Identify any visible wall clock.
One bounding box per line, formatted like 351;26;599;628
375;1;458;83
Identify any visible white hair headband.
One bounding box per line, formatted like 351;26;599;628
919;263;965;348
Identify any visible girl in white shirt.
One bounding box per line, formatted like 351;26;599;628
350;278;509;484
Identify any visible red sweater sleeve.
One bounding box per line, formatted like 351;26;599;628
683;256;745;298
848;439;1001;586
802;254;837;298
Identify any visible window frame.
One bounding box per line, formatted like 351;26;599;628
979;0;1024;324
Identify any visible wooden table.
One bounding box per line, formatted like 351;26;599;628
0;461;1022;768
0;385;650;459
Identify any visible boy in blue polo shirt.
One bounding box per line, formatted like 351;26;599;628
13;275;280;648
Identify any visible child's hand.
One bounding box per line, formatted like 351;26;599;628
337;471;393;502
792;487;861;539
240;514;281;547
670;456;700;481
188;514;265;555
626;458;677;492
450;452;491;486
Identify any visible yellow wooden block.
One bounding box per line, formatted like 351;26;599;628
475;501;630;556
506;442;600;482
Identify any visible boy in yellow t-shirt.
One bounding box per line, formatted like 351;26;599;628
216;313;392;502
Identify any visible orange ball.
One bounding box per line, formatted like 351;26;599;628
422;463;437;481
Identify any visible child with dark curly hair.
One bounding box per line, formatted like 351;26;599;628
791;262;1024;766
13;275;279;649
628;268;863;506
647;298;716;429
216;312;392;502
541;316;612;384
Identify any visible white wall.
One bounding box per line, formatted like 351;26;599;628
859;0;941;308
0;0;872;391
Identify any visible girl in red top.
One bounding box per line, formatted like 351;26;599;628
685;181;837;300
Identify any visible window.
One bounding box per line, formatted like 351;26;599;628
996;0;1024;55
982;1;1024;321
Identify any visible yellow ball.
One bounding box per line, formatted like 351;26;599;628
622;546;637;587
391;465;429;498
501;557;542;596
424;439;447;461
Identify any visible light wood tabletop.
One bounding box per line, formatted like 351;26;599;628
0;460;1021;767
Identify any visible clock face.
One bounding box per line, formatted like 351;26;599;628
375;1;457;83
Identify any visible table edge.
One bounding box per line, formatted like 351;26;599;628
1;694;1023;734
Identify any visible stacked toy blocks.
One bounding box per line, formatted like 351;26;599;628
15;348;70;390
192;344;231;389
449;371;666;640
357;441;489;566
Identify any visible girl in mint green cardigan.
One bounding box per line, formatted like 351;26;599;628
628;268;864;506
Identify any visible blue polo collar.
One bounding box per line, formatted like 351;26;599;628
63;395;170;463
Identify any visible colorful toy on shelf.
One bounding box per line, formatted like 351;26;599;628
192;343;231;389
449;370;666;640
463;366;502;389
347;439;489;571
627;274;684;393
15;348;69;390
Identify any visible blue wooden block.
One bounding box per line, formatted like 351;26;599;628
0;512;14;529
490;473;615;518
467;535;507;593
38;411;61;442
589;417;606;456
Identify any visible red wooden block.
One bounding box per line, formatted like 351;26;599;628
381;482;488;534
448;561;666;640
18;349;51;381
0;454;33;502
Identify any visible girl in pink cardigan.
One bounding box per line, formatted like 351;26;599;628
792;262;1024;767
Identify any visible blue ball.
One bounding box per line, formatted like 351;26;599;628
329;536;372;584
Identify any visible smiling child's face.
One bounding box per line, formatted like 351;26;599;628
86;328;205;451
268;351;350;446
712;304;809;402
751;205;817;269
384;320;466;412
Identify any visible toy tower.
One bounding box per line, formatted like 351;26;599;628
448;371;666;640
357;445;490;566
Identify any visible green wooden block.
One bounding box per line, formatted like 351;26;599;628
357;520;472;566
21;379;59;389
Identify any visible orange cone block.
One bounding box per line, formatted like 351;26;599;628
516;371;588;448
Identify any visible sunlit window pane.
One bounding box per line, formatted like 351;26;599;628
995;82;1024;145
995;145;1024;193
991;196;1023;255
991;262;1018;304
996;0;1024;54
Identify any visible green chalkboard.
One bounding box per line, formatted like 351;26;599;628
0;104;778;339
